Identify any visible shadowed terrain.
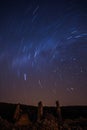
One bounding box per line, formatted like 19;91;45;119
0;102;87;129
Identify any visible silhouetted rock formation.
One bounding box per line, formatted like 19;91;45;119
13;104;32;127
56;100;62;125
13;103;22;121
0;101;87;129
15;113;31;127
37;101;43;122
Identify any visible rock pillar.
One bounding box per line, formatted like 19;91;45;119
13;103;21;121
37;101;43;122
56;100;62;125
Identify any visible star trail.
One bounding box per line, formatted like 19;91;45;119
0;0;87;106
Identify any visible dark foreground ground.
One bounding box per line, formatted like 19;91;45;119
0;102;87;130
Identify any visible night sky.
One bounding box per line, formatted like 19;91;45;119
0;0;87;106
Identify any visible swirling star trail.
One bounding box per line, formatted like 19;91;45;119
0;0;87;106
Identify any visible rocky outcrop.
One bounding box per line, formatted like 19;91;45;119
0;116;12;130
39;113;59;130
37;101;43;122
15;113;31;127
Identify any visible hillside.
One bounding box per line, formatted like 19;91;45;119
0;102;87;121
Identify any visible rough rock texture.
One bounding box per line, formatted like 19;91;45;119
15;113;31;127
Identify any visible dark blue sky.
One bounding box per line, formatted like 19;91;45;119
0;0;87;106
